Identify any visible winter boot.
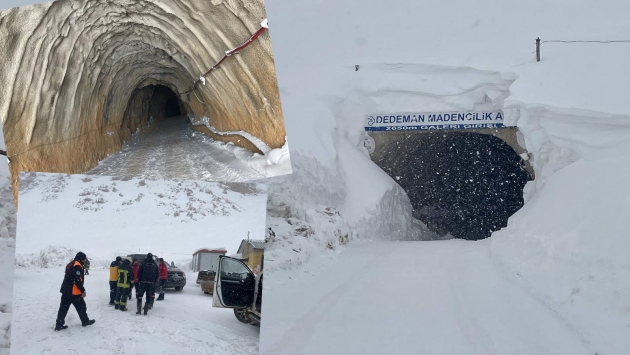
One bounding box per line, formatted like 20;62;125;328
114;304;119;310
120;306;128;312
82;319;96;327
54;325;68;331
136;300;142;315
156;293;164;301
108;301;115;305
143;302;150;315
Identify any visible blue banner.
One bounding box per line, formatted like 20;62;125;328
365;111;504;131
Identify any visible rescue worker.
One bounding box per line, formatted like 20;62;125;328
136;253;158;315
108;256;122;305
156;258;168;301
114;257;134;311
54;252;95;331
84;258;90;275
131;259;140;298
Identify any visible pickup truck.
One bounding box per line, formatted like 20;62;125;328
127;254;187;291
212;255;262;324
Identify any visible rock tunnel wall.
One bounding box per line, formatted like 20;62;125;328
0;0;284;201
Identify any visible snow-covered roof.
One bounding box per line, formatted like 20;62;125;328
192;248;227;256
246;240;266;250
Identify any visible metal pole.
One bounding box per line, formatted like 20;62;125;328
536;37;541;62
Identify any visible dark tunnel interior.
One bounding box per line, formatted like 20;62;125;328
151;85;184;119
403;132;531;241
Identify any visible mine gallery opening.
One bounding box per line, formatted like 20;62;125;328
405;132;531;240
149;85;184;119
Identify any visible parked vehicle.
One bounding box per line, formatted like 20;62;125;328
212;255;262;325
197;270;216;294
126;254;187;291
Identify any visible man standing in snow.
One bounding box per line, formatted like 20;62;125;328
156;258;168;301
84;258;90;275
136;253;159;315
108;256;122;305
131;259;139;298
55;251;96;331
114;257;134;311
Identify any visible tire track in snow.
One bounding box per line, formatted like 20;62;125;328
488;249;596;352
262;242;401;355
447;245;498;355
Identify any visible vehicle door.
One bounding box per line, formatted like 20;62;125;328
213;256;255;309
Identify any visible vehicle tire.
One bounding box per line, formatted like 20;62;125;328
175;286;183;291
234;308;252;324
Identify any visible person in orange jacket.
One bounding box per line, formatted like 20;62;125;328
157;258;168;301
55;252;95;331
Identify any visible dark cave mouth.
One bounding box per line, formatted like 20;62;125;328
401;132;531;241
120;83;192;140
150;85;187;119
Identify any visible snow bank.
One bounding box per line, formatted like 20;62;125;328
488;105;630;353
265;152;352;272
15;245;109;269
264;151;440;273
189;115;292;177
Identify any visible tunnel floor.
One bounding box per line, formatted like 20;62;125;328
87;117;265;181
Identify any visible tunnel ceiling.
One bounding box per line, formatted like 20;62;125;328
0;0;284;193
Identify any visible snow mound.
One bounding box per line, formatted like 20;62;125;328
190;115;293;177
174;259;194;272
15;246;108;269
488;105;630;354
265;152;436;273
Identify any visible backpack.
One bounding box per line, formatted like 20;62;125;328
140;261;159;283
65;260;73;274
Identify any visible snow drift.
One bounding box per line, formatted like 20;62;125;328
15;246;109;270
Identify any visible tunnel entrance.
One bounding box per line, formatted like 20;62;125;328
150;85;185;119
368;131;531;240
121;84;190;140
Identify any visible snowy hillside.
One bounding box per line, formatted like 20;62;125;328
15;245;109;269
260;0;630;354
17;173;267;259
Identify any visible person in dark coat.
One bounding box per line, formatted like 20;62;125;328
136;253;159;315
156;258;168;301
108;256;122;305
55;252;96;331
114;258;134;311
84;259;90;275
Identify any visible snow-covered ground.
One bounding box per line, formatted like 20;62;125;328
88;116;290;182
11;173;267;354
12;268;259;355
262;240;597;355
